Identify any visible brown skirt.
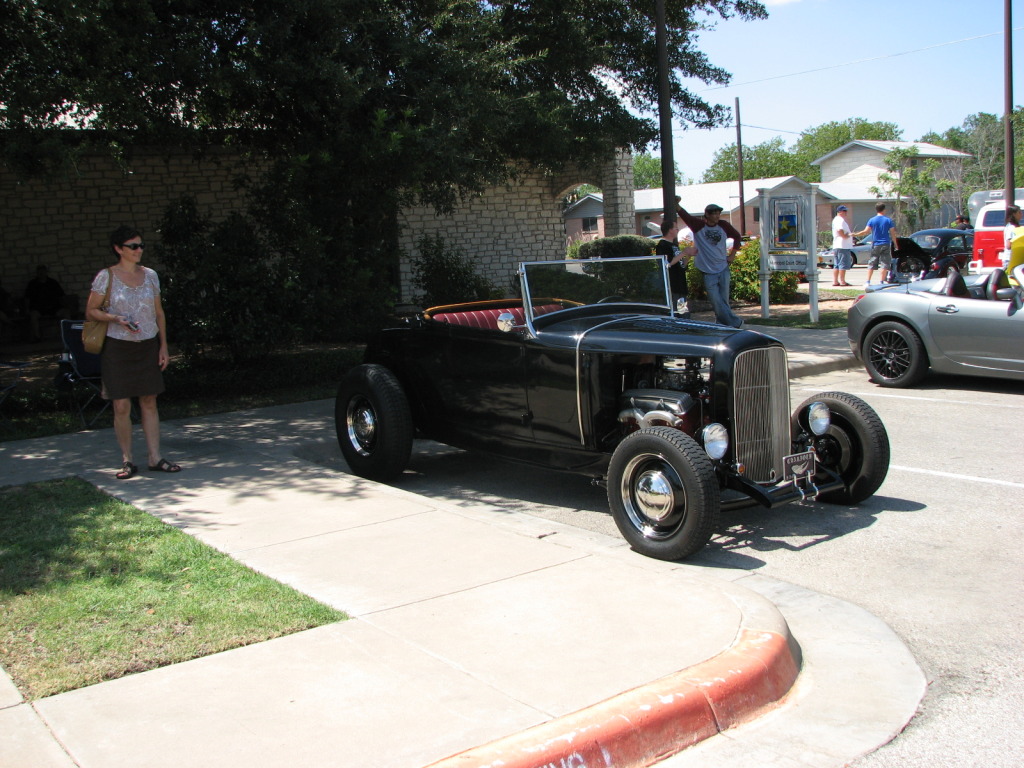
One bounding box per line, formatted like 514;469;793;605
101;336;165;400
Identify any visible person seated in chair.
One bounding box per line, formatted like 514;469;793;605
24;265;68;341
0;276;18;341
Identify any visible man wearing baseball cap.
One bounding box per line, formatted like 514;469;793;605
676;201;744;328
831;205;854;287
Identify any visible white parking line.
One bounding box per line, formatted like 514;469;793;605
890;465;1024;489
798;388;1024;409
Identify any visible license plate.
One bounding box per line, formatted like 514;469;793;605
783;450;815;481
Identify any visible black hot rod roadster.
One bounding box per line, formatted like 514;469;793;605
336;256;890;560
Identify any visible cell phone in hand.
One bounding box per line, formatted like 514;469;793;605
125;317;140;332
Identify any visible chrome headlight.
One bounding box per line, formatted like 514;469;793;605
701;423;729;460
806;401;831;436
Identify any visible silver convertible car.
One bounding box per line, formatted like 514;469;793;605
848;264;1024;387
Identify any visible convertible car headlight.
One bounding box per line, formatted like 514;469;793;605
701;423;729;460
806;401;831;436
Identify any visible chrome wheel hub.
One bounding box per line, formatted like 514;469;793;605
635;470;674;521
346;398;377;456
619;453;687;540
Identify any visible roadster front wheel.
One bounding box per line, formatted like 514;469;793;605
607;427;719;560
335;364;413;481
795;392;889;505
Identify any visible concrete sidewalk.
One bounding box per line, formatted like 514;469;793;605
0;330;924;768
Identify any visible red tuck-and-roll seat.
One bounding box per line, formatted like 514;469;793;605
428;302;564;330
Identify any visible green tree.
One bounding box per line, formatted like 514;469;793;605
633;152;681;189
870;147;953;231
1;0;768;333
922;108;1024;203
702;118;902;183
790;119;902;181
701;136;799;182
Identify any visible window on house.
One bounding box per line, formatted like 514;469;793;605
582;217;599;233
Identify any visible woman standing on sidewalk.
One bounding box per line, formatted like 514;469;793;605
85;226;181;479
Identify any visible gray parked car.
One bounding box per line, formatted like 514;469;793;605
848;265;1024;387
819;235;874;268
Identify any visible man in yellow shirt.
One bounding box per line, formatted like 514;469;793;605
1007;224;1024;284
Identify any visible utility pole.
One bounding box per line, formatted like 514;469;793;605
655;0;675;226
1004;0;1015;207
735;98;746;235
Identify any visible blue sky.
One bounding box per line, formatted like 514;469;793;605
659;0;1022;182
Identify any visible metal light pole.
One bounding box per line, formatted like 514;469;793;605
1004;0;1015;207
655;0;676;225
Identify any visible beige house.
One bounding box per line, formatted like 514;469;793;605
813;140;971;229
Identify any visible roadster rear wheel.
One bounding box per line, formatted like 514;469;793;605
863;320;928;387
607;427;719;560
794;392;889;505
335;364;413;480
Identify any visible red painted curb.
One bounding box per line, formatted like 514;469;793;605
424;628;799;768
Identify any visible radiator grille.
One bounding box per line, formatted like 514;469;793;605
732;347;790;483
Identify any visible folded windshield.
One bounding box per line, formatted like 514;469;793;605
521;257;672;312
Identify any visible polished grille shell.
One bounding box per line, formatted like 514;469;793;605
732;347;790;483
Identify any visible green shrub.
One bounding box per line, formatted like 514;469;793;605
577;234;655;260
685;239;798;305
565;239;583;260
155;197;297;364
410;234;501;306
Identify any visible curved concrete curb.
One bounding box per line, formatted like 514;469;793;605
424;628;799;768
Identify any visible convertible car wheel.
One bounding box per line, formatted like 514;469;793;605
862;320;928;387
607;427;719;561
794;392;889;505
335;364;413;481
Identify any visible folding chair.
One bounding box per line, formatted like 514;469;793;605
0;360;28;428
58;319;111;428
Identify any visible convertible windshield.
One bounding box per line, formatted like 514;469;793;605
521;256;672;313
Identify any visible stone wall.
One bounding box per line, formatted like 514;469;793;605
396;149;634;302
0;148;256;302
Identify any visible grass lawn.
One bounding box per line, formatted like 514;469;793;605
744;309;850;330
0;478;346;700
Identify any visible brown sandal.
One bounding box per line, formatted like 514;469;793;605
116;462;138;480
148;458;181;473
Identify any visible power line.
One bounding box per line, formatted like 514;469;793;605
700;27;1023;92
672;122;802;137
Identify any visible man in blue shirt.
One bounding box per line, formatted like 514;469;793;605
856;203;899;285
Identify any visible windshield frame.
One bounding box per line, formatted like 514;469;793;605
519;256;674;335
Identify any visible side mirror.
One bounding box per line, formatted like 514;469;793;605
496;312;517;333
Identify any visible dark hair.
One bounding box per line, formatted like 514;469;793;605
109;225;142;257
875;203;886;213
660;216;677;236
1007;205;1021;217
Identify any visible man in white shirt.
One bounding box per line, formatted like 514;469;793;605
830;205;854;286
1004;205;1021;253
